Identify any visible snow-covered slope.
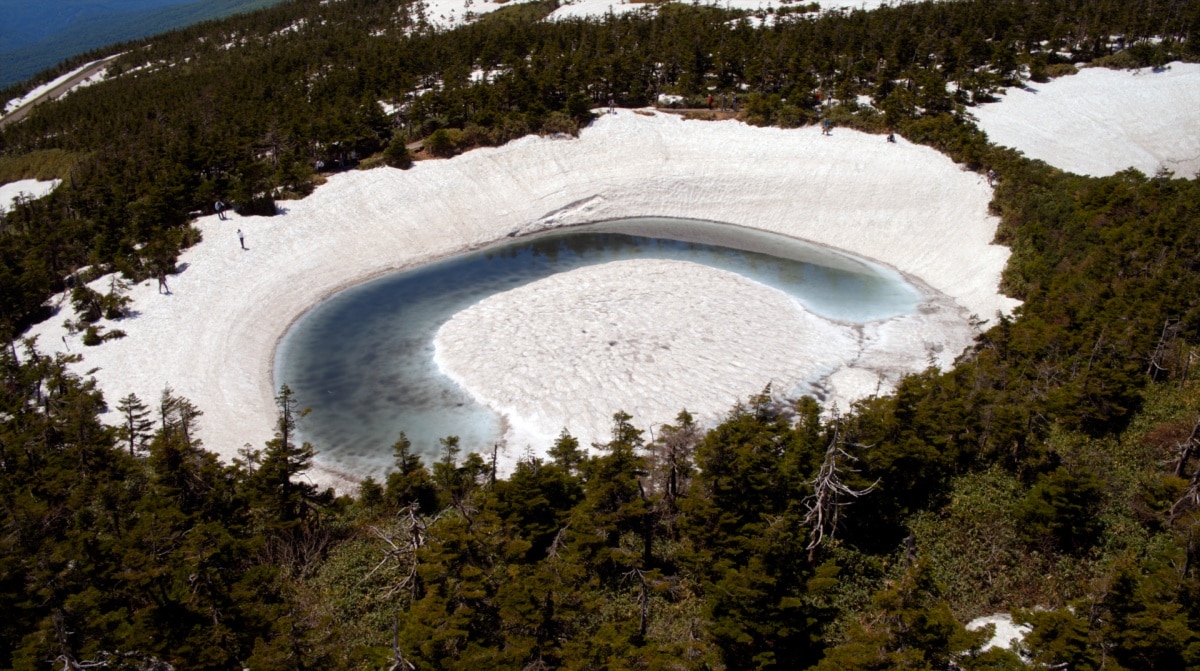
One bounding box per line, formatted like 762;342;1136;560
0;179;61;213
974;62;1200;178
547;0;906;22
25;111;1016;488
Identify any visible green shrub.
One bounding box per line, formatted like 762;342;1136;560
0;149;84;183
425;128;467;157
538;111;579;137
82;325;103;346
1014;467;1105;553
71;286;104;323
234;194;278;217
1044;63;1079;79
382;136;414;169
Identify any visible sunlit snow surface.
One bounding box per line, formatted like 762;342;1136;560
547;0;906;22
0;179;60;213
24;111;1017;489
974;62;1200;178
967;613;1031;653
435;258;969;453
416;0;915;27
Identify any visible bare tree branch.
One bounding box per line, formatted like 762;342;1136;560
802;421;878;562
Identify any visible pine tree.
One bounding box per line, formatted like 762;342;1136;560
115;392;153;455
249;384;320;527
387;431;439;514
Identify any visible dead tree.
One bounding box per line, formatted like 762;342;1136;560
365;504;438;601
1148;319;1183;381
802;425;878;562
624;567;651;642
1173;414;1200;478
388;610;416;671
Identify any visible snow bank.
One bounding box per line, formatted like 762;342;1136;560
548;0;905;22
974;62;1200;178
436;260;867;450
967;613;1030;653
417;0;535;29
2;56;115;118
547;0;650;21
0;179;61;213
24;111;1017;489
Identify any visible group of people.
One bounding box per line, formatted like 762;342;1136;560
704;93;739;111
215;200;247;249
213;200;249;250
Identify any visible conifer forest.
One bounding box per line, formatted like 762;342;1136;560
2;0;1200;668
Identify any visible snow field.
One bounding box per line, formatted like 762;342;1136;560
24;111;1017;489
435;260;858;451
974;62;1200;178
0;179;61;213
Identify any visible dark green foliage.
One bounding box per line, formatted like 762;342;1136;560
0;342;336;669
2;0;1200;666
116;391;154;455
1013;466;1105;553
816;561;989;671
386;432;440;514
382;134;414;169
242;384;328;529
1019;559;1200;670
425;127;466;157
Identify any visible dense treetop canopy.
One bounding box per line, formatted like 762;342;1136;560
1;0;1200;668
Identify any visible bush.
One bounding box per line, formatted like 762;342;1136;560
566;92;595;124
71;286;103;323
82;325;103;346
538;111;578;137
234;195;278;217
425;128;467;157
382;136;413;169
491;114;532;145
1014;466;1105;553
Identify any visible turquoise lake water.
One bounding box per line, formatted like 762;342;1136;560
274;217;922;478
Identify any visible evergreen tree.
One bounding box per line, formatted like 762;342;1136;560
247;384;322;528
386;431;440;514
115;391;153;455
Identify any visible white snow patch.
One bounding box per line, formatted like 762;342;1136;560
437;258;977;452
0;179;61;213
435;260;865;451
974;62;1200;178
273;19;307;36
3;57;110;117
547;0;651;21
469;68;508;84
967;613;1031;652
549;0;919;22
415;0;541;30
23;111;1017;489
69;68;110;92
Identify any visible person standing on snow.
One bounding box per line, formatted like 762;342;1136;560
237;229;246;250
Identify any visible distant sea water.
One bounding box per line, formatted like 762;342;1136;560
0;0;286;90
